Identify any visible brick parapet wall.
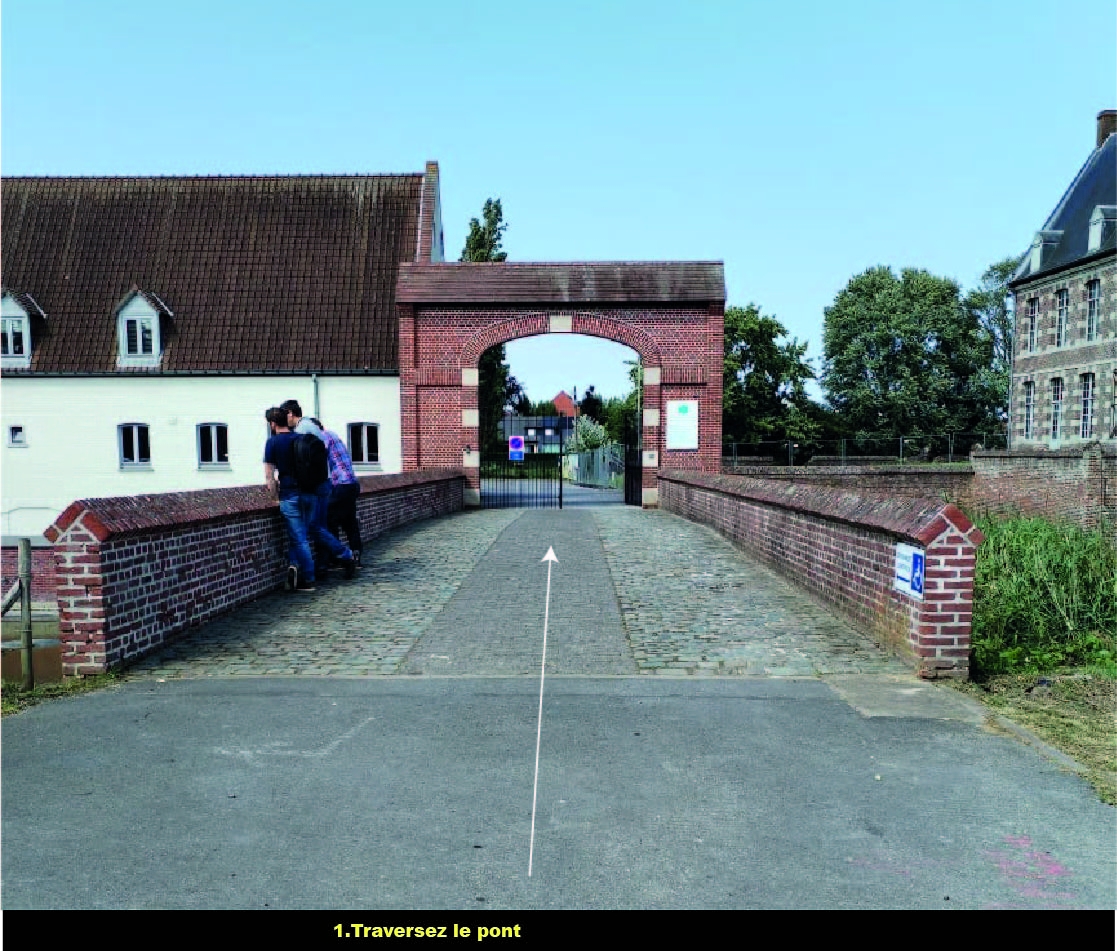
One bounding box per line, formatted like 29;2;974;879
658;469;983;679
1;544;59;605
968;444;1115;534
44;470;464;676
719;464;975;501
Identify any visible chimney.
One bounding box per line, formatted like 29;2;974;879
1097;109;1117;148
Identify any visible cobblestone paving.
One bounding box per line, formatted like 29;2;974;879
126;504;905;680
126;509;522;679
593;507;908;676
400;510;635;675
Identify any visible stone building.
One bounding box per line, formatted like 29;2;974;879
1008;110;1116;448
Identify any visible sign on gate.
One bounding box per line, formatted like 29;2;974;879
509;435;525;461
893;543;925;600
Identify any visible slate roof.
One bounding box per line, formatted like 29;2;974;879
1;174;424;373
1011;132;1117;285
397;262;726;305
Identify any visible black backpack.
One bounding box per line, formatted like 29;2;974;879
291;433;329;491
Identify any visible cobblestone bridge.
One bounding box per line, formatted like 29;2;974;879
129;500;908;680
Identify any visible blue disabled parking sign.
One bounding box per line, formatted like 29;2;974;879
509;435;525;461
893;543;925;600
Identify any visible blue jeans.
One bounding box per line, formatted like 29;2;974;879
280;487;352;583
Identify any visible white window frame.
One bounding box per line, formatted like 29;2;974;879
1;295;32;369
119;422;152;468
1055;288;1068;347
1050;379;1063;443
1023;382;1034;440
348;422;381;468
1080;374;1095;440
117;296;162;367
197;422;230;469
8;424;28;448
1086;279;1100;342
1026;298;1037;352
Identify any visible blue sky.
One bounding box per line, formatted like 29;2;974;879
3;0;1114;401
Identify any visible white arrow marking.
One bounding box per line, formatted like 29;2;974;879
528;545;559;877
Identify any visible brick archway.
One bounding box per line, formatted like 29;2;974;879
396;262;725;507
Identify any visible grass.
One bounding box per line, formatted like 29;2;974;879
951;668;1116;805
970;516;1116;676
1;672;121;717
954;514;1117;804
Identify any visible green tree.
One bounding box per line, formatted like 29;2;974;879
526;399;558;416
567;415;610;452
964;257;1021;425
722;304;817;445
578;385;604;422
462;199;514;450
821;266;994;437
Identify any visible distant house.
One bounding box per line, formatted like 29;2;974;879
1;164;446;536
1008;111;1116;448
551;390;579;418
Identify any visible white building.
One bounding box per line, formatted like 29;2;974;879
1;164;446;537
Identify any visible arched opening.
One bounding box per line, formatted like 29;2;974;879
476;333;643;508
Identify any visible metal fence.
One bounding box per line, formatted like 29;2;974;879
722;432;1010;468
568;445;625;488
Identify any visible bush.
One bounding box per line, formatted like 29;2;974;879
972;516;1116;677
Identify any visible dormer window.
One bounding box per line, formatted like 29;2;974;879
116;289;171;368
1029;230;1063;274
1;291;44;369
1088;205;1116;253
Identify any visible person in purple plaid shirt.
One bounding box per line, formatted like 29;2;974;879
311;418;363;570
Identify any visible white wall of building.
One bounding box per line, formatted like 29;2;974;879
0;374;401;537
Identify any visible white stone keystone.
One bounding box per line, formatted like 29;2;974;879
549;314;573;333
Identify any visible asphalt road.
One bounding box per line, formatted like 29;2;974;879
3;675;1115;910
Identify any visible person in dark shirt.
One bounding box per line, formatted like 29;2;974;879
263;406;355;591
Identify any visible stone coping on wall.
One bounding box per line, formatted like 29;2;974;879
658;469;978;546
45;469;465;543
973;442;1116;460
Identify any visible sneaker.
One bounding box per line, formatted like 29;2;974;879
285;565;298;592
342;555;356;580
296;582;317;592
352;551;363;570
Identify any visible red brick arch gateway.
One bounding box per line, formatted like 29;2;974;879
396;262;726;506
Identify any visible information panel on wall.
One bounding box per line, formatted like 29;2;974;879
665;400;699;450
893;543;925;600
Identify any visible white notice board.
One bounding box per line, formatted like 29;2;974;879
665;400;699;450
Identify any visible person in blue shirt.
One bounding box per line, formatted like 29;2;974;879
263;406;355;592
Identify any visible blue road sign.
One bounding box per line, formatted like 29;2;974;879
509;435;525;462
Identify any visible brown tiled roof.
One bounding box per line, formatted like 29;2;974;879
1;174;424;373
397;262;726;304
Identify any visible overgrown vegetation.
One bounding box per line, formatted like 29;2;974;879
971;516;1116;677
1;672;120;716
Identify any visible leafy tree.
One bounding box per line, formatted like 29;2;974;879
964;257;1021;424
722;304;817;445
526;399;558;416
567;415;610;452
462;199;515;450
821;266;995;437
578;385;605;422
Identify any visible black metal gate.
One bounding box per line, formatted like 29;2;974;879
479;413;564;509
623;412;642;506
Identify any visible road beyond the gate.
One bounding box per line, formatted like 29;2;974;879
3;505;1115;909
